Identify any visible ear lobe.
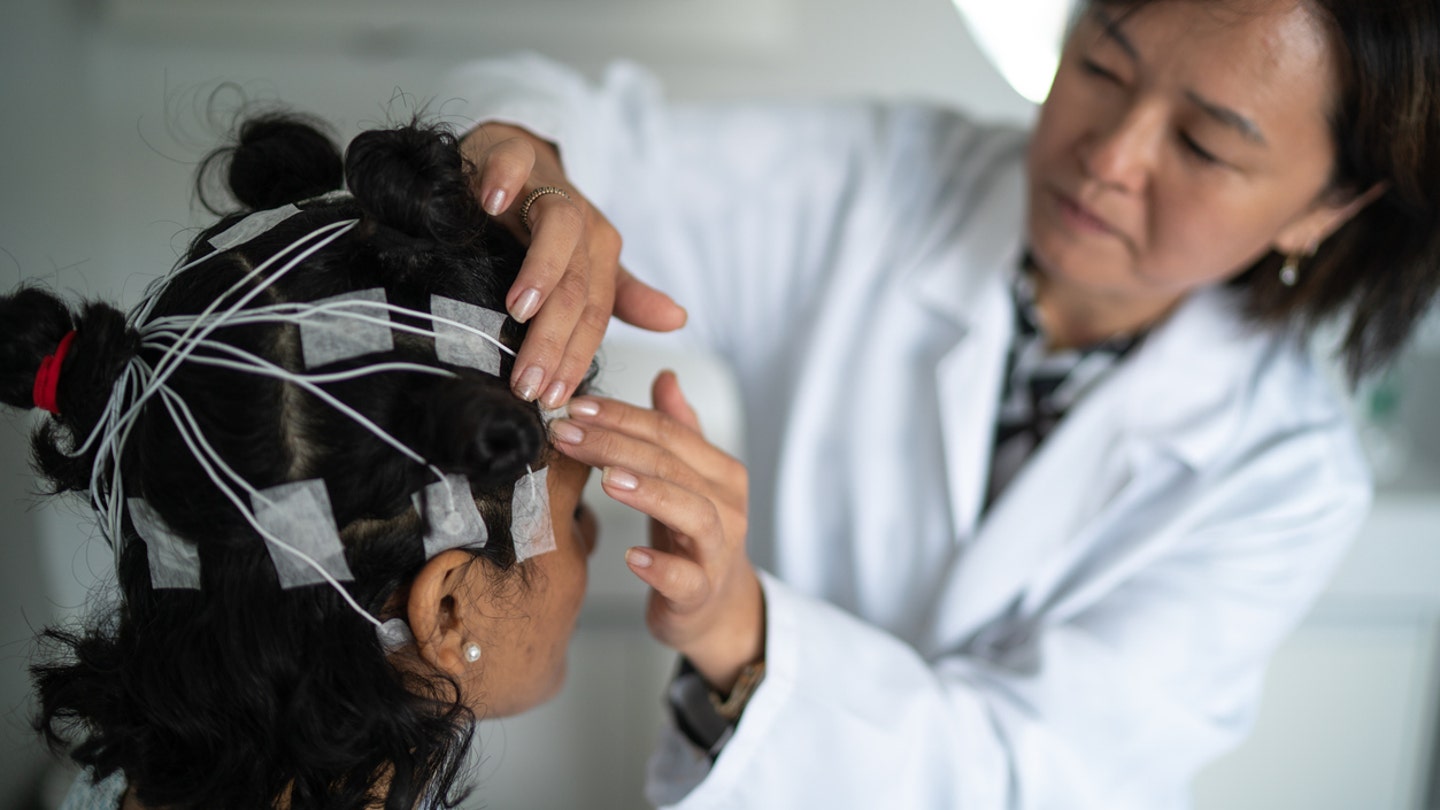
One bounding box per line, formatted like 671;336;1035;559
407;549;479;677
1275;182;1387;255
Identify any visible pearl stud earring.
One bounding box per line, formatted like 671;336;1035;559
464;642;482;663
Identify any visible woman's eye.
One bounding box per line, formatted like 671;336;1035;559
1180;133;1223;166
1081;59;1122;84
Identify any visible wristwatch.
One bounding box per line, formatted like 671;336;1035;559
708;661;766;722
668;657;767;759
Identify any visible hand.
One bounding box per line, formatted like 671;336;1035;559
549;371;763;693
462;123;687;409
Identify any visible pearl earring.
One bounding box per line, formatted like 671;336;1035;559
464;642;482;663
1279;252;1303;287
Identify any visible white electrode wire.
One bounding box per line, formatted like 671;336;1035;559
145;365;382;629
139;332;456;385
130;214;350;327
146;299;520;359
68;220;356;553
137;220;359;409
65;220;357;469
139;332;446;477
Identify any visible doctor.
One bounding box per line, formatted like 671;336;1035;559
446;0;1440;806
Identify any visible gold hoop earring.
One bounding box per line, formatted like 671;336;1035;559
1279;252;1303;287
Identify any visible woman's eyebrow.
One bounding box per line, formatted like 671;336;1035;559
1093;7;1267;148
1092;8;1140;62
1186;90;1268;146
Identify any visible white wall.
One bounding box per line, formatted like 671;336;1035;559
2;1;1436;808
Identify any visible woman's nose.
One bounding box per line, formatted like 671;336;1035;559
1079;102;1161;193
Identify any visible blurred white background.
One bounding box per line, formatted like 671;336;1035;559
1;0;1436;808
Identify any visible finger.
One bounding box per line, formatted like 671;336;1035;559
536;234;617;408
562;396;738;484
551;417;715;496
651;370;701;433
511;257;589;402
465;133;537;217
541;296;610;409
625;546;711;613
613;267;688;333
507;193;583;323
599;466;722;558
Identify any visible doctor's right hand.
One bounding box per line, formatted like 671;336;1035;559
462;122;687;410
549;371;764;694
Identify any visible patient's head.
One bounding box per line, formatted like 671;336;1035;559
0;114;596;808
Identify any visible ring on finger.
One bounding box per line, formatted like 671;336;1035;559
519;185;571;231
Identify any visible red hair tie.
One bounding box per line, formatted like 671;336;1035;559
33;330;77;415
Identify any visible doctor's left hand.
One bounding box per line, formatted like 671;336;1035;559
549;371;763;694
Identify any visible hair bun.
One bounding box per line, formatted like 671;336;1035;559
226;115;344;210
344;123;482;245
1;287;138;493
402;375;545;487
0;288;74;410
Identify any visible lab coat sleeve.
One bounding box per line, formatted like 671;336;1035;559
646;426;1371;809
436;55;970;367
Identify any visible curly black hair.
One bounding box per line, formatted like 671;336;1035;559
1;112;581;809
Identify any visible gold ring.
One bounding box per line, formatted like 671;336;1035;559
518;186;571;231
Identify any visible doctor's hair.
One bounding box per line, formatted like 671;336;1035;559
1093;0;1440;382
2;114;587;810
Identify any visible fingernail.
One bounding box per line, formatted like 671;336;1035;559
510;288;541;323
515;365;544;401
569;398;599;417
484;189;506;216
626;547;653;568
541;380;569;410
604;467;639;491
551;420;584;444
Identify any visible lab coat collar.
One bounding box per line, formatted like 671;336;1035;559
907;155;1028;328
906;153;1027;539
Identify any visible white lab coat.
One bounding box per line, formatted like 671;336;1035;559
439;56;1372;809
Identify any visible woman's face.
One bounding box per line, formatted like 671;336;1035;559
461;454;597;716
1026;0;1350;309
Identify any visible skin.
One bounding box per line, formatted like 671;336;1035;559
1027;0;1381;347
409;454;598;716
473;0;1382;694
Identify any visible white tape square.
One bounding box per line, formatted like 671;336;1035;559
209;204;301;251
128;498;201;590
511;466;556;561
414;474;489;558
298;288;394;369
432;295;507;375
251;479;354;588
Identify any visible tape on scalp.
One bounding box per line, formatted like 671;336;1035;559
414;474;489;558
511;465;556;561
251;479;354;588
209;205;302;251
298;288;395;369
128;498;202;590
431;295;507;375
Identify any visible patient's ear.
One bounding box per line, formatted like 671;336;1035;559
407;549;481;677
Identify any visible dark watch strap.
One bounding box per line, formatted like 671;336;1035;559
666;657;769;760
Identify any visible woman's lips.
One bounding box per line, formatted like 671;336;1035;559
1054;189;1122;238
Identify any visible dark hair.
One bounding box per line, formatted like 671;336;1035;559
1091;0;1440;381
3;114;584;809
